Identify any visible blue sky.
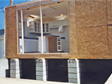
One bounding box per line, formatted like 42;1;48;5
0;0;30;29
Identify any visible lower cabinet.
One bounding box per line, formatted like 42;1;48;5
19;39;38;53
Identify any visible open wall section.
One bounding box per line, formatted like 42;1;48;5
17;1;70;54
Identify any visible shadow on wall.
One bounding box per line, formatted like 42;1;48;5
80;59;112;84
20;59;36;80
48;59;68;82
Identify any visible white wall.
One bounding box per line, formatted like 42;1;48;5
0;59;8;77
0;35;5;59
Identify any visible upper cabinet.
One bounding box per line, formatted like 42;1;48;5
18;22;22;37
49;19;69;29
29;21;50;33
28;19;68;33
43;23;50;33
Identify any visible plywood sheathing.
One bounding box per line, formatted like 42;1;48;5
107;0;112;56
5;6;18;58
70;0;109;58
69;0;78;56
17;53;69;59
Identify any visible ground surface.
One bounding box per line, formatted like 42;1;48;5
0;77;75;84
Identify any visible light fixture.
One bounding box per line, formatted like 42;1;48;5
30;15;40;18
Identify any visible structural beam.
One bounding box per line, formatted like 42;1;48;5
40;5;44;53
17;0;61;10
21;10;24;54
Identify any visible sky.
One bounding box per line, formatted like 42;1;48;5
0;0;30;29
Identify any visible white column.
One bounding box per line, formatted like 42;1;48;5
21;10;24;54
68;59;80;84
36;59;48;81
40;5;44;53
17;10;20;53
10;59;20;78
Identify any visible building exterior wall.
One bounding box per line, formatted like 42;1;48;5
5;6;18;58
0;35;5;59
5;0;112;59
0;59;8;77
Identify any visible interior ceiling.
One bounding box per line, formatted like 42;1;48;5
19;2;68;22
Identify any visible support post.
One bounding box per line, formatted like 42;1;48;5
36;59;48;81
40;5;44;53
68;59;80;84
10;59;20;78
21;10;24;54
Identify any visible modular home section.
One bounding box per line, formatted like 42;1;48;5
17;1;70;54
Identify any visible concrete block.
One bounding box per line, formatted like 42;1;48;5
36;72;43;76
36;63;43;67
36;66;42;71
68;73;77;79
10;65;19;70
68;67;77;73
36;60;43;63
68;63;77;68
10;73;20;78
10;69;20;74
68;59;76;63
36;59;47;81
10;59;20;78
36;76;43;80
69;78;77;83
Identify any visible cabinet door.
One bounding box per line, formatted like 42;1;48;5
18;22;22;36
43;23;45;33
29;21;35;32
37;22;40;33
46;23;50;33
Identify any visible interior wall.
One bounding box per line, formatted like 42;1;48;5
24;22;38;38
0;39;5;59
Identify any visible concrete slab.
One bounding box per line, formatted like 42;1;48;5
0;77;76;84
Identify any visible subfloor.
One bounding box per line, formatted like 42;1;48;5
0;78;75;84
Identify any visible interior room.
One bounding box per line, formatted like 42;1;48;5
18;1;69;54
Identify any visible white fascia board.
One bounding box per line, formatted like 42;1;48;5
17;0;61;10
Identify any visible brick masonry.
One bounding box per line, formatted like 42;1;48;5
5;0;112;59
